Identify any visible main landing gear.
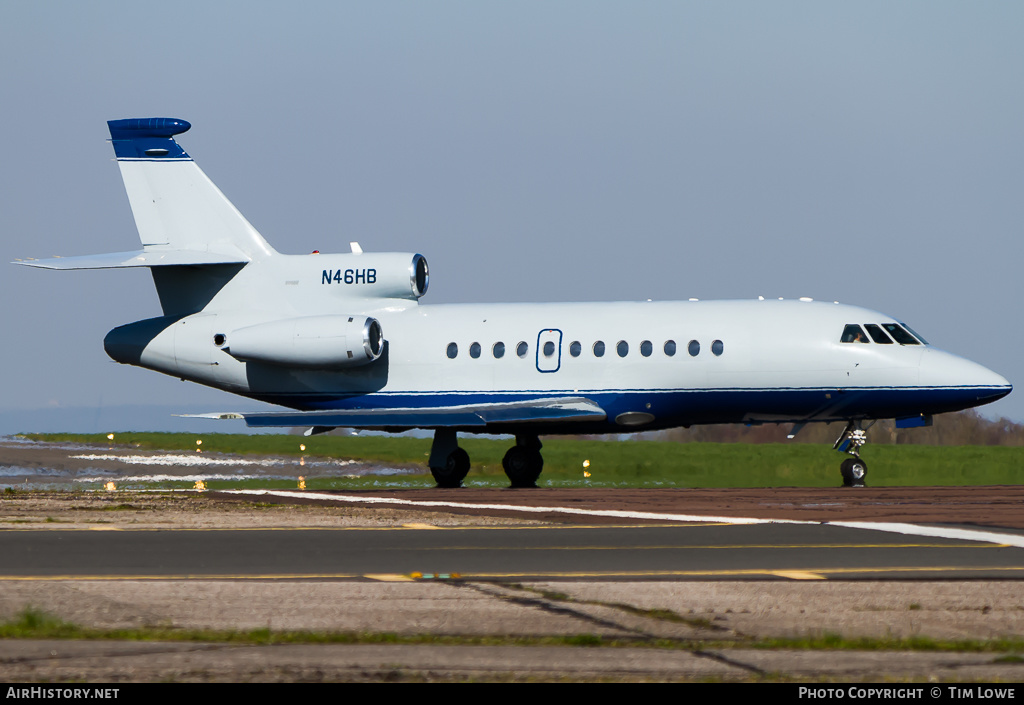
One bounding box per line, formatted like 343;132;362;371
428;429;470;488
428;429;544;488
833;420;873;488
501;434;544;488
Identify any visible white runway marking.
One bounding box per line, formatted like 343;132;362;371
223;489;779;525
221;489;1024;548
829;521;1024;549
72;453;356;468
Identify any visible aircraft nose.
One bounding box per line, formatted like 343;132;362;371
919;348;1012;405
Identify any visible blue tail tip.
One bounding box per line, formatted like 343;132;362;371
107;118;192;160
108;118;191;140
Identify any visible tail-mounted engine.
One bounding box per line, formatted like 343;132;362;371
225;315;384;368
317;252;428;301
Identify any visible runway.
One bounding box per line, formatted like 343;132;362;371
3;521;1024;581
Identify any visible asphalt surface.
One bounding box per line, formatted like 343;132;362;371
3;522;1023;580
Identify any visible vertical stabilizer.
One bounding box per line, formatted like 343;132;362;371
108;118;276;261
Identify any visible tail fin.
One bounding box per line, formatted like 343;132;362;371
14;119;277;317
108;118;276;261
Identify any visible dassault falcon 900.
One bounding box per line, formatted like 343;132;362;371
16;118;1012;488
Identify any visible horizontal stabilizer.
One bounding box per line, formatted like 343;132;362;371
204;397;607;431
13;249;250;270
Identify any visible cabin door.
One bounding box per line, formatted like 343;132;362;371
535;329;562;373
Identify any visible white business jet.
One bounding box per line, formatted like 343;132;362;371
15;118;1012;488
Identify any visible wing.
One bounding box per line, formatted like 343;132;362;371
12;249;249;269
190;397;607;433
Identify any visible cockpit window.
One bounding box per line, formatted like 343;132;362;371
864;324;893;344
882;323;920;345
900;322;929;345
840;324;869;343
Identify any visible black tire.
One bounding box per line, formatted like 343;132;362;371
430;447;470;488
502;446;543;488
840;457;867;488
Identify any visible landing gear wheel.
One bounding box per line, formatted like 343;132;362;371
502;446;543;488
430;447;470;488
840;457;867;488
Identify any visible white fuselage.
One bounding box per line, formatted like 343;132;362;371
104;252;1010;434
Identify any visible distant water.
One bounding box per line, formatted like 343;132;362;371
0;404;279;436
0;436;418;490
0;404;437;438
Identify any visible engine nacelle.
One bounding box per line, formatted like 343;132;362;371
225;315;384;368
317;252;429;300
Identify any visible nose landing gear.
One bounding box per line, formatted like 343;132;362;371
839;456;868;488
834;420;872;487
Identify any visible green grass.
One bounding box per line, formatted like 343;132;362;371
19;432;1024;487
1;607;81;639
746;633;1024;653
3;607;1024;654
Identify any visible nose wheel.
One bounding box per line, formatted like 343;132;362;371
834;421;872;488
839;456;867;488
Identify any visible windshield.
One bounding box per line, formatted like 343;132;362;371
882;323;921;345
840;322;928;346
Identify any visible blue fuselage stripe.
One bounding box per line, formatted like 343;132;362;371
245;386;1010;432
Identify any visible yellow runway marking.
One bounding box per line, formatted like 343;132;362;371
2;565;1023;582
433;565;1024;580
773;571;827;580
364;574;416;582
376;542;1001;551
0;523;729;532
0;573;362;581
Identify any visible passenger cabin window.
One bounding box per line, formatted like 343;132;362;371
470;342;481;359
688;340;700;357
664;340;676;356
712;340;724;356
543;341;556;357
864;324;893;344
640;340;653;357
446;343;458;359
569;341;582;357
493;342;505;358
593;341;606;357
516;341;528;358
882;323;921;345
840;324;869;343
616;341;629;357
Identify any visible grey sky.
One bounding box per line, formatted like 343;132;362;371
2;1;1022;430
